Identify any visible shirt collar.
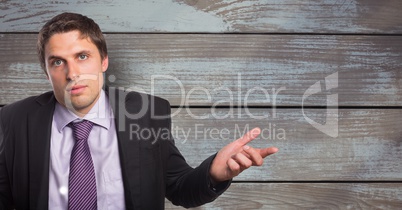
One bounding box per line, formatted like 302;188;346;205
53;90;112;132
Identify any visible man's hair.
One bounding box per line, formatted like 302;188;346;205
37;12;108;72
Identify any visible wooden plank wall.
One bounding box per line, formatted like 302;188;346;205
1;0;402;209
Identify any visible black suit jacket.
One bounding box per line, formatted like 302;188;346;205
0;88;229;209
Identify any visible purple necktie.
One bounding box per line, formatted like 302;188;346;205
68;120;97;210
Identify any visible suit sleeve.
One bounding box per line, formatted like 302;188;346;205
0;108;14;209
165;146;231;208
162;102;231;208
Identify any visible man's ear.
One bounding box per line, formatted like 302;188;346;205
102;56;109;72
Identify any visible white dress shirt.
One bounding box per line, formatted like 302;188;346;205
48;90;125;209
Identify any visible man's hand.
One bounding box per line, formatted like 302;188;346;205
209;127;278;183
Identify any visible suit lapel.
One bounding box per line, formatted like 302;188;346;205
25;89;143;209
28;92;55;209
108;87;141;210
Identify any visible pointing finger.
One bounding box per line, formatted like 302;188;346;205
257;147;279;158
236;127;261;146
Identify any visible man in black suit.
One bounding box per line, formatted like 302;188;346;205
0;13;278;209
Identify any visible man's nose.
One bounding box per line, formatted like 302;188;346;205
66;62;80;81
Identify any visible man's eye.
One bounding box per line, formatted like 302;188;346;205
78;54;88;60
54;60;63;66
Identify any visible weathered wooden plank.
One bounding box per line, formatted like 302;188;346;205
1;0;402;33
168;108;402;181
106;34;402;107
165;183;402;209
1;34;401;106
0;34;52;104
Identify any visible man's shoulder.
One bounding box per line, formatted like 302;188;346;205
0;91;54;119
122;89;168;104
109;88;170;108
108;89;171;119
126;91;170;115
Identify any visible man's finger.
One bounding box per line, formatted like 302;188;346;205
232;152;253;169
237;127;261;146
257;147;279;158
243;145;264;166
227;158;241;176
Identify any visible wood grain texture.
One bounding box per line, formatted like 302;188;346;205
0;34;52;104
165;183;402;209
106;34;402;106
2;1;401;208
169;108;402;181
2;34;401;106
1;0;402;33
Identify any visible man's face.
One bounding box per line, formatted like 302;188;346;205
45;30;108;116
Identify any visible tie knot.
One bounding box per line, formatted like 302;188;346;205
69;120;94;141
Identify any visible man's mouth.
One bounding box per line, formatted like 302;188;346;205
67;85;87;95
